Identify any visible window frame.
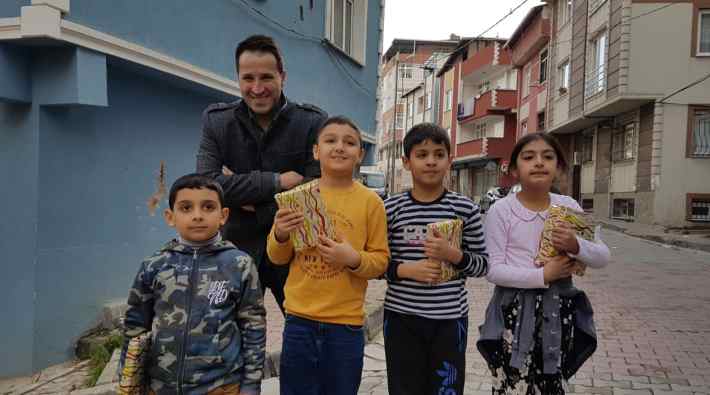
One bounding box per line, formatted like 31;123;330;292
325;0;368;65
612;198;635;220
522;66;530;98
687;105;710;158
539;49;549;84
697;9;710;56
686;193;710;222
612;123;635;162
445;89;453;112
558;60;570;95
580;132;594;164
537;111;546;132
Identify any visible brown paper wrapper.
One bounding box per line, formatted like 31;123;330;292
536;205;598;276
274;179;336;251
426;219;463;283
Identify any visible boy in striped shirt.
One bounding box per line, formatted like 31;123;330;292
383;123;488;395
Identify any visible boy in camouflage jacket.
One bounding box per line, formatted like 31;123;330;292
119;174;266;395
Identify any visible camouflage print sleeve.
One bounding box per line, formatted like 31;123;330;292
118;260;156;375
234;254;266;395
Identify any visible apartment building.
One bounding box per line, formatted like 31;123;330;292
545;0;710;227
437;38;518;202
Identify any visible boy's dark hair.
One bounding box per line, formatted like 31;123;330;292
402;123;451;158
509;132;568;171
235;35;285;74
168;173;225;209
317;116;363;146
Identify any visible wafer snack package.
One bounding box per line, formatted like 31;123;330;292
117;332;150;395
535;205;598;276
426;219;464;283
274;179;336;251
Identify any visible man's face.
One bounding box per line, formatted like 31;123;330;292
238;50;285;116
164;188;229;242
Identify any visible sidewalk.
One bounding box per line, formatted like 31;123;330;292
597;218;710;253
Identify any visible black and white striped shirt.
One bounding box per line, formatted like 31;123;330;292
384;190;488;319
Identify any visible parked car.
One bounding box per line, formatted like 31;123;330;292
358;170;387;200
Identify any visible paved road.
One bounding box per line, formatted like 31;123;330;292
356;230;710;394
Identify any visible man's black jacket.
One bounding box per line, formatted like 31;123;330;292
196;96;327;263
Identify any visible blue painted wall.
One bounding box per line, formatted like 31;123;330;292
0;0;29;17
0;101;37;377
65;0;380;136
31;64;217;369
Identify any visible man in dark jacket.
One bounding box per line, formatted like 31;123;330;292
196;35;327;313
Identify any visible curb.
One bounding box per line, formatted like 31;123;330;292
600;222;710;254
264;300;385;379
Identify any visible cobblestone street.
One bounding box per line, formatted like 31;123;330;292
354;229;710;394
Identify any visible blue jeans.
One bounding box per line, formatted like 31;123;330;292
280;314;365;395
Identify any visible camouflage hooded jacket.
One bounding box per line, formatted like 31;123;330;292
119;239;266;395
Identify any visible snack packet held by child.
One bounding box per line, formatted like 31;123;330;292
274;179;336;251
536;205;598;276
117;332;151;395
427;219;463;283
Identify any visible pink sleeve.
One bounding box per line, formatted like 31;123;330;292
564;197;611;269
484;202;547;289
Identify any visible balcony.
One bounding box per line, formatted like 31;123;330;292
460;42;512;79
508;14;551;67
457;89;517;122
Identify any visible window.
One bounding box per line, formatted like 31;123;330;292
326;0;367;64
612;123;635;162
537;111;546;131
559;0;572;25
539;49;548;83
445;90;453;111
558;61;570;94
689;106;710;157
586;31;607;97
407;101;414;118
698;10;710;55
417;96;425;113
395;111;404;129
473;121;488;140
580;133;594;163
426;93;432;109
687;194;710;221
612;199;635;220
478;81;491;95
521;120;528;136
582;199;594;212
401;64;413;79
522;67;530;97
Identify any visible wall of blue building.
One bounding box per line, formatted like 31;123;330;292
65;0;381;137
0;100;37;377
30;64;218;369
0;0;29;17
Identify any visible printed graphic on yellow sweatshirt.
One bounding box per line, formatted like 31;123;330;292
299;208;355;281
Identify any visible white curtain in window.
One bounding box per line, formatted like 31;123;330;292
694;111;710;156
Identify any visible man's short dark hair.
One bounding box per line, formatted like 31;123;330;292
317;116;362;146
168;173;225;210
402;123;451;158
235;34;285;74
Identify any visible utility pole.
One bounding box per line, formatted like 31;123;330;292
387;57;400;195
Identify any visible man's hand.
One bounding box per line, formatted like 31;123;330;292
551;222;580;254
280;171;304;191
222;166;256;212
273;209;303;243
398;259;442;284
317;234;360;270
423;229;463;264
543;255;575;284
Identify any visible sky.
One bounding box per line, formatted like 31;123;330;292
383;0;545;51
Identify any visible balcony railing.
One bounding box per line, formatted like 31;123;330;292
585;63;606;99
457;96;476;120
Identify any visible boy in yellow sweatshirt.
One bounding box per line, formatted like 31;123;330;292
267;115;389;395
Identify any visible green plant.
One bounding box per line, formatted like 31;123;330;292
84;332;124;387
